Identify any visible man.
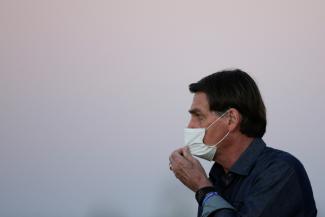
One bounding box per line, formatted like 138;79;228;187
169;69;317;217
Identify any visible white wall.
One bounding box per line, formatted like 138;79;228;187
0;0;324;216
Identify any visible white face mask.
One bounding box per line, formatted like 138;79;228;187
184;111;229;161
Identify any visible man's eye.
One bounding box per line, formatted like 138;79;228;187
198;115;204;121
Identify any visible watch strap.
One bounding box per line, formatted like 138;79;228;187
195;186;217;206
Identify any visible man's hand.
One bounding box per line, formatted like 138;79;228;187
169;147;213;192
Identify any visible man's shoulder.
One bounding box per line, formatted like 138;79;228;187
257;144;306;175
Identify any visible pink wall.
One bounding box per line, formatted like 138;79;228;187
1;0;324;216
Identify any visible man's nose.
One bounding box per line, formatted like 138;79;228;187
187;118;197;128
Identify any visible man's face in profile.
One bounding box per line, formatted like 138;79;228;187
187;92;228;146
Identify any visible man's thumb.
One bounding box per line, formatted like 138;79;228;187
182;146;195;161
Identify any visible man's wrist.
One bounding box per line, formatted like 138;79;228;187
195;178;213;192
195;186;217;206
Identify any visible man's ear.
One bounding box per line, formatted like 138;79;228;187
227;108;241;131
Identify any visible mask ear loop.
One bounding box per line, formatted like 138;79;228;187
211;130;230;148
206;110;228;131
206;110;230;148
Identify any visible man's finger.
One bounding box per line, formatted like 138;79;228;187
169;149;180;163
169;155;173;164
182;146;195;161
170;149;189;169
181;146;191;157
172;150;186;163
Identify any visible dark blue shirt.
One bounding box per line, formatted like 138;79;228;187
198;138;317;217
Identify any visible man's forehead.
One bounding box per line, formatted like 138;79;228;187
189;92;210;112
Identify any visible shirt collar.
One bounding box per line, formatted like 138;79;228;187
229;138;266;176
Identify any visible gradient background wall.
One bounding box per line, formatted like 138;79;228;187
1;0;324;216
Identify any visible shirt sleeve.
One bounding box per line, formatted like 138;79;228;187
201;160;309;217
201;193;234;217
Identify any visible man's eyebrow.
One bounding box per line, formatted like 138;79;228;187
188;108;202;115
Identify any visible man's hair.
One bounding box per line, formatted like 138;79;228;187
189;69;266;138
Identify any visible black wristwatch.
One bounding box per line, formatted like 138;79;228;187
195;186;217;206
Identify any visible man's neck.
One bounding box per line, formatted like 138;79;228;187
214;134;254;173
